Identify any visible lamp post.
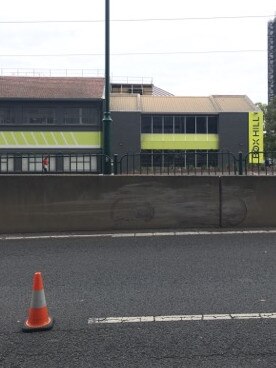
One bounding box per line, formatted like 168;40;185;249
102;0;112;173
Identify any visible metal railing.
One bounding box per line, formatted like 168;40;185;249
118;151;238;176
0;68;104;78
1;150;276;176
0;152;112;174
0;68;152;84
244;151;276;176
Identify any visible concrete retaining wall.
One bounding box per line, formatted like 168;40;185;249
221;177;276;227
0;175;275;234
0;176;219;233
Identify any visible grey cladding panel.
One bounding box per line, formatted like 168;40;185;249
111;112;141;156
219;113;248;156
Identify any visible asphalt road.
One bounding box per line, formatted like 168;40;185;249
0;232;276;367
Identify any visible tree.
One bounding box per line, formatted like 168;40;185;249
256;98;276;152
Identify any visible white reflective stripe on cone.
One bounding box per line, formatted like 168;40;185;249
30;290;47;308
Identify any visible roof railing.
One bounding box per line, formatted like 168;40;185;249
0;68;153;85
0;68;104;78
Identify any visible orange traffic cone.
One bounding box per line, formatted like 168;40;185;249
22;272;54;332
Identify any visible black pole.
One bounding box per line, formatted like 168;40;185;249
238;151;243;175
102;0;112;173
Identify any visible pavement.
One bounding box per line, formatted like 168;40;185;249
0;231;275;367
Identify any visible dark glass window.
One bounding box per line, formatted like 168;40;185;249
153;150;162;166
141;150;152;166
186;150;196;166
81;108;98;125
208;116;218;133
141;116;152;133
130;88;143;94
152;116;163;133
63;107;98;125
64;108;79;124
208;150;219;167
174;150;185;167
196;117;207;133
23;107;55;124
164;116;173;133
186;117;195;133
163;149;174;166
197;150;207;166
174;116;185;133
0;107;15;124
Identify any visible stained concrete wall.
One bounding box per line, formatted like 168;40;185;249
0;176;219;233
0;175;276;234
221;176;276;227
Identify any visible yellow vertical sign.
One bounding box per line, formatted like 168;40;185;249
248;112;264;164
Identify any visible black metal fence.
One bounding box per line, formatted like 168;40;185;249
0;152;112;174
118;151;238;176
244;151;276;176
0;150;275;175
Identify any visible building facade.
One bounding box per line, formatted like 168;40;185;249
0;76;104;172
110;94;263;170
0;76;263;173
268;17;276;102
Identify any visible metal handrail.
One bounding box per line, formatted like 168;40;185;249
118;151;237;176
0;152;112;175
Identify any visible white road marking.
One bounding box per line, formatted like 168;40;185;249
2;229;276;241
135;232;156;237
88;312;276;325
112;233;135;238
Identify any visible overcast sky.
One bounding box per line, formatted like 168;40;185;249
0;0;275;103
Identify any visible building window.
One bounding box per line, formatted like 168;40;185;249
186;117;196;133
64;108;79;125
63;155;97;172
23;107;55;125
196;117;207;133
63;107;98;125
174;116;185;133
164;116;174;133
208;116;218;133
152;150;163;166
197;150;207;166
141;114;218;135
0;155;14;172
140;150;219;169
0;108;15;124
129;88;143;94
208;150;219;166
152;116;163;133
22;154;56;172
81;107;99;125
140;150;152;166
141;115;152;133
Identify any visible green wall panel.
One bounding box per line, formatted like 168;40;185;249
141;134;219;150
0;131;102;148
